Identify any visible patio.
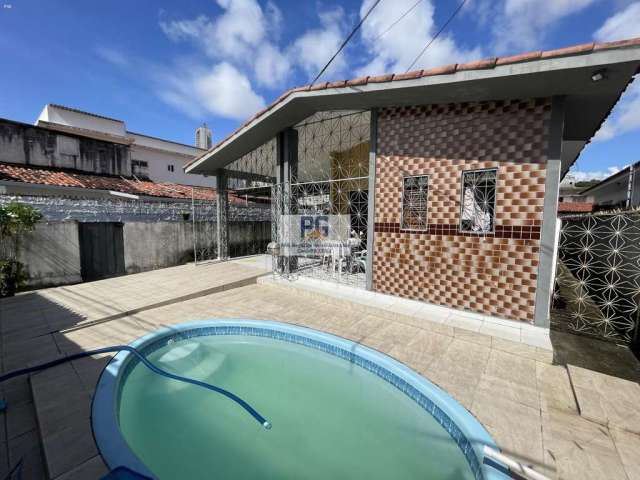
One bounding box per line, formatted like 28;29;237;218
1;259;639;479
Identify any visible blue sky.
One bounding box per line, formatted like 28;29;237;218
0;0;639;180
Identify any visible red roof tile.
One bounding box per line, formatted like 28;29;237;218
558;202;594;213
0;162;222;202
186;36;640;170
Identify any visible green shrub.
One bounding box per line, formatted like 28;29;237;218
0;202;42;297
0;259;28;297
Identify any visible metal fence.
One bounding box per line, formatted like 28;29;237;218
552;210;640;345
271;179;368;289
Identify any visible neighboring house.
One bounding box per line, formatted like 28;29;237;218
186;37;640;328
558;173;590;203
0;103;213;188
578;160;640;209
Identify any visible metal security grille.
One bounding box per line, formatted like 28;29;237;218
271;179;368;289
401;175;429;230
460;169;497;233
552;211;640;344
191;197;218;264
270;109;371;289
294;111;370;183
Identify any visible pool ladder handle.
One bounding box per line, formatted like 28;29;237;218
483;446;551;480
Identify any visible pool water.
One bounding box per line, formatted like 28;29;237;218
118;335;476;479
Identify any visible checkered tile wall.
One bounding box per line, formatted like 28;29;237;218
373;99;552;322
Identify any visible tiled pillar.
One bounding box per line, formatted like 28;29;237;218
534;96;565;327
275;128;298;273
216;170;229;260
366;109;378;291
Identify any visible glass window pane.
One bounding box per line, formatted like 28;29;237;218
460;169;497;233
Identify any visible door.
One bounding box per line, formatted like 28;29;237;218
79;222;125;281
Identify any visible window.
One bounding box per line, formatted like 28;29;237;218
167;164;175;172
460;169;497;233
401;175;429;230
131;160;149;178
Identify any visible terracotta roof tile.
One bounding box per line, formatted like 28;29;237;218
422;64;457;76
594;37;640;51
309;82;329;91
393;70;424;81
368;73;395;83
327;80;347;88
496;51;542;66
558;202;594;213
541;42;594;59
457;58;497;71
346;76;369;86
0;162;226;202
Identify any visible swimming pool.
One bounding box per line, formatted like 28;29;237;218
92;320;508;479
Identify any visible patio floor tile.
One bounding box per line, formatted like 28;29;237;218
536;363;577;413
471;390;547;473
55;455;109;480
568;365;640;434
42;417;97;479
542;408;628;480
610;427;640;480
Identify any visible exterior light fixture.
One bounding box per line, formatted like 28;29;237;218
591;69;606;82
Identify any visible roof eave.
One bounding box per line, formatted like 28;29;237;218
186;43;640;176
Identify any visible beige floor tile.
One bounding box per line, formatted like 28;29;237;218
453;327;492;347
542;408;628;480
568;365;640;434
55;455;109;480
611;428;640;480
491;337;541;361
6;401;37;440
471;390;547;473
536;363;577;413
485;349;537;390
476;373;539;409
7;429;45;479
42;417;98;479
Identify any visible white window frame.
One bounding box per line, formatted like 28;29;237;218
459;168;498;234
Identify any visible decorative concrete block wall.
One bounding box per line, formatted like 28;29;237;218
373;99;551;322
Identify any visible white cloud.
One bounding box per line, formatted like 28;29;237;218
594;2;640;42
254;43;291;88
357;0;481;76
95;47;129;68
289;7;347;79
593;79;640;141
156;62;265;121
491;0;596;53
159;0;292;88
160;0;269;60
569;166;622;181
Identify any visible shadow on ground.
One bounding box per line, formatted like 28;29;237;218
550;328;640;383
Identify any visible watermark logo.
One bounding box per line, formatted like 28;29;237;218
279;214;353;254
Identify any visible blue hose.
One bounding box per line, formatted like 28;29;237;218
0;345;271;430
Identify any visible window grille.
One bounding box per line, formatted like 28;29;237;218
401;175;429;230
460;169;497;233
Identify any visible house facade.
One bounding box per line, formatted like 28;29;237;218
186;37;640;328
0;104;212;188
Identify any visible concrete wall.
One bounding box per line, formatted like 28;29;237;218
0;118;131;176
13;217;271;288
123;222;197;274
131;146;214;188
18;221;82;288
123;220;272;274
